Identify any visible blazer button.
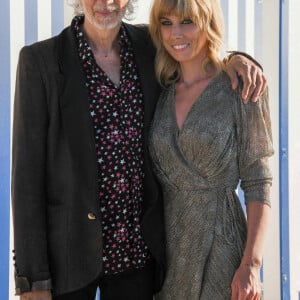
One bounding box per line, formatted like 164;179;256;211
87;213;96;220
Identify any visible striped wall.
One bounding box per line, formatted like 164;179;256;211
280;1;290;298
0;0;299;299
287;1;300;299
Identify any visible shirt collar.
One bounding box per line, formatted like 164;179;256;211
72;15;131;65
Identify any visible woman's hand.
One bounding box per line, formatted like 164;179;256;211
231;264;262;300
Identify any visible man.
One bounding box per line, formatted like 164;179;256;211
11;0;266;299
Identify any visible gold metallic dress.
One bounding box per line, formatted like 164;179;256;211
149;72;273;300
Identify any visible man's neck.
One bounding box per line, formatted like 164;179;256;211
82;19;121;54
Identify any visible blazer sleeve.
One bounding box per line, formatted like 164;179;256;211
11;45;52;294
235;88;274;207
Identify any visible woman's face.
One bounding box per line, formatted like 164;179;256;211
159;14;208;64
81;0;129;30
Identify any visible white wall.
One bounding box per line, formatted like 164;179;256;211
259;1;281;298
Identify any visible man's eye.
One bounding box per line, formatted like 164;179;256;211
182;19;193;24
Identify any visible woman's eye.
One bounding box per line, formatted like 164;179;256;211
182;19;193;24
160;20;172;26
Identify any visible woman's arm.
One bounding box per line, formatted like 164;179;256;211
231;202;270;300
232;85;274;300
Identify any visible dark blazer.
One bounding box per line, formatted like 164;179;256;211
11;22;165;296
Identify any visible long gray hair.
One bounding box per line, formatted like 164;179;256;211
67;0;137;20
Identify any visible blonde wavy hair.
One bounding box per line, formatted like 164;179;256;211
149;0;225;86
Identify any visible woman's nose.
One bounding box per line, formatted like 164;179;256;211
171;25;183;38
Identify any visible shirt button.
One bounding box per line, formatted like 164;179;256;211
87;213;97;220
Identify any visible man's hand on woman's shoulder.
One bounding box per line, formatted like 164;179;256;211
224;53;267;104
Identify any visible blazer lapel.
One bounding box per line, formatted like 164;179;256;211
57;27;97;189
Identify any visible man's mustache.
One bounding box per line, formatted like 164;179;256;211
93;5;119;12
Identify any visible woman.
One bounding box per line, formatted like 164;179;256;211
148;0;273;299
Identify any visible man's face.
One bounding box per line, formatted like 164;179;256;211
81;0;130;30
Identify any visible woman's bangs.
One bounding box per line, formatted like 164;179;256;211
156;0;196;21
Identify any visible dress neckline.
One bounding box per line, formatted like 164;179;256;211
171;71;225;134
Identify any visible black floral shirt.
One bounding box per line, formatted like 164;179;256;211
73;16;150;275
